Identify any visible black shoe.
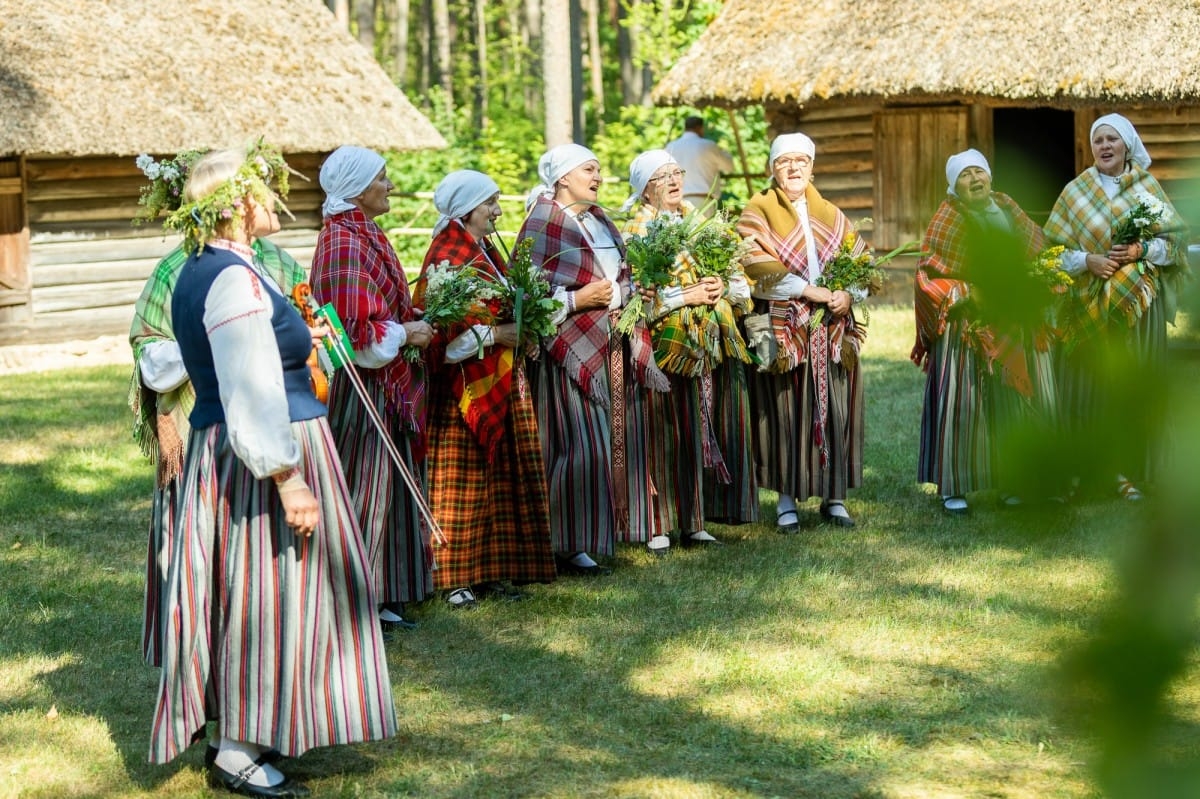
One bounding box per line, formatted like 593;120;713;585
445;587;478;609
205;746;284;770
380;616;418;631
209;759;309;798
776;511;800;535
819;503;856;528
554;554;612;577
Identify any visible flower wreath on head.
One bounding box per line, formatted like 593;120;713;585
135;140;295;253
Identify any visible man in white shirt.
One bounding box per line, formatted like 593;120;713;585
665;116;735;215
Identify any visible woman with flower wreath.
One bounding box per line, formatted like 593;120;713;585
913;149;1057;514
150;148;395;797
619;149;755;554
413;169;557;608
737;132;867;531
128;146;309;669
1043;113;1189;501
309;146;434;631
519;143;669;575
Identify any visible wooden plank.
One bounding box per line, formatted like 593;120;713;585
0;176;21;195
32;279;147;314
0;305;133;347
27;176;149;202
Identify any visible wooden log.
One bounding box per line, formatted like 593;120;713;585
33;279;148;314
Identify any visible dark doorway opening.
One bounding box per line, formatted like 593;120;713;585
992;107;1075;225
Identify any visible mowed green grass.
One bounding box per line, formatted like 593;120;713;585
2;305;1198;798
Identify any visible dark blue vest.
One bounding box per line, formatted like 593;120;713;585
172;246;326;430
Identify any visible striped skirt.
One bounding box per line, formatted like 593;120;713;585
149;418;395;764
1056;299;1167;485
141;477;179;668
641;373;706;538
529;356;615;556
426;366;557;587
326;372;433;604
703;362;759;524
749;350;863;503
917;323;991;496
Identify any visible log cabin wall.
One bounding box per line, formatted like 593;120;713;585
0;157;30;325
0;151;325;345
1119;107;1200;235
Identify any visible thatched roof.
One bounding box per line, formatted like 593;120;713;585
654;0;1200;109
0;0;446;158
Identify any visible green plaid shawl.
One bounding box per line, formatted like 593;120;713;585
621;202;751;376
128;239;307;483
1043;164;1189;343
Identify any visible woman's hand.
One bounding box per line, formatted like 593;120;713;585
1108;242;1144;266
699;275;725;305
492;323;520;349
309;323;331;345
574;279;614;310
278;484;319;537
828;289;853;317
801;285;834;305
404;320;435;348
1085;253;1119;279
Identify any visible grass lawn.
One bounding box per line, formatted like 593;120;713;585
2;305;1199;798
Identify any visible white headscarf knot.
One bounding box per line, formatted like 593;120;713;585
432;170;501;237
526;143;600;211
320;146;386;217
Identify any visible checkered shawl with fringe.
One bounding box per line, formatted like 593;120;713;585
622;201;751;376
913;193;1045;396
414;222;514;463
737;184;867;374
1043;164;1189;343
311;207;427;457
516;195;668;405
128;239;307;485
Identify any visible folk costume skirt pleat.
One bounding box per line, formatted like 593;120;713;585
917;322;991;497
141;477;179;667
1055;299;1167;485
326;372;433;605
647;373;706;537
749;352;863;504
987;344;1058;497
703;361;759;524
426;365;557;587
529;357;616;557
149;418;395;764
621;380;669;543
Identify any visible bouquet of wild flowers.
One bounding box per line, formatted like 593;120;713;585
808;230;903;327
1028;245;1074;293
615;214;689;334
502;236;563;348
1111;194;1166;245
405;261;503;361
684;211;747;280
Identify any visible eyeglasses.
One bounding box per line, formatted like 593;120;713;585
648;169;686;184
774;156;812;170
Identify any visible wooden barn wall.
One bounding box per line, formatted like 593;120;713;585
0;152;326;345
1119;107;1200;236
0;157;30;324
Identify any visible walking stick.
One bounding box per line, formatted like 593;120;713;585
294;284;447;548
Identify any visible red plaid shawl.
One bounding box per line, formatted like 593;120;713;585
912;193;1045;395
310;208;426;453
517;195;668;405
738;184;866;373
415;222;514;463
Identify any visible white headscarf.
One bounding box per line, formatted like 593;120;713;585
620;149;677;212
1090;113;1152;170
320;146;386;217
945;149;991;196
769;133;816;167
432;170;501;237
526;143;599;210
